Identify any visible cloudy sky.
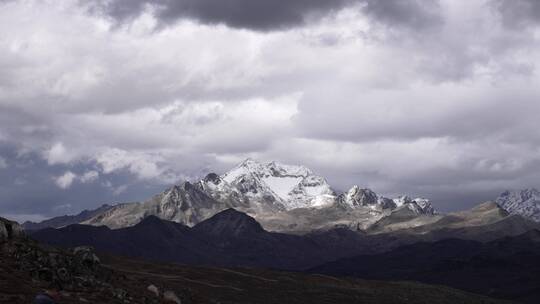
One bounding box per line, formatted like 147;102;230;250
1;0;540;221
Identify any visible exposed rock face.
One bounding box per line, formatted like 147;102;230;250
28;159;438;233
496;188;540;222
341;187;380;207
82;182;233;229
221;159;337;210
0;217;24;242
338;186;405;211
22;204;114;230
392;196;435;215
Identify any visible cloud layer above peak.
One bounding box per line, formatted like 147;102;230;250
1;0;540;220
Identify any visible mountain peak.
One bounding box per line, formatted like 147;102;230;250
240;157;257;165
32;159;437;233
500;188;540;199
496;189;540;222
203;172;221;184
221;159;333;210
193;208;264;237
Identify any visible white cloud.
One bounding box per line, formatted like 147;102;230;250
96;148;163;180
112;184;129;196
0;157;6;169
1;0;540;213
46;142;76;165
53;203;72;211
55;171;77;189
80;170;99;183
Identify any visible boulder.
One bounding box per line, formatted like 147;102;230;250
163;290;182;304
147;284;160;297
72;246;100;268
0;217;25;242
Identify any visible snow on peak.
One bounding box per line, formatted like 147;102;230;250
80;159;438;230
340;186;392;210
343;186;379;207
392;196;435;215
496;188;540;222
338;188;435;215
221;159;334;210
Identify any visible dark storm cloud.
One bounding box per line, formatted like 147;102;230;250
493;0;540;29
88;0;355;31
86;0;443;31
362;0;442;29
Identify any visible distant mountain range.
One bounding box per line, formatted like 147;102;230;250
31;203;540;270
29;204;540;301
23;159;436;233
2;222;513;304
15;159;540;304
22;159;540;235
21;204;114;231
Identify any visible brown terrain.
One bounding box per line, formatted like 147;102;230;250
0;237;515;304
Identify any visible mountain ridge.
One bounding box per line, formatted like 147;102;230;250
24;159;437;233
31;204;540;271
496;188;540;222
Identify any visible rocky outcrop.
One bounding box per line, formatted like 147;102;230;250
4;243;111;292
496;188;540;222
0;217;24;242
1;236;195;303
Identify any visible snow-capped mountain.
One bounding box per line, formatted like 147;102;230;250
221;159;337;210
33;159;437;232
496;188;540;222
83;181;234;228
393;196;435;215
338;186;434;215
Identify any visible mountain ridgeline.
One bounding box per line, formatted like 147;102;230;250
16;159;540;304
29;206;540;302
24;159;436;233
31;203;540;270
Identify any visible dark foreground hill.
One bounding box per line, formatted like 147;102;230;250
29;209;540;302
99;253;516;304
0;237;514;304
311;230;540;303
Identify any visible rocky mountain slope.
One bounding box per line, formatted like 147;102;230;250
496;188;540;222
24;159;435;233
31;209;369;270
22;204;114;231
